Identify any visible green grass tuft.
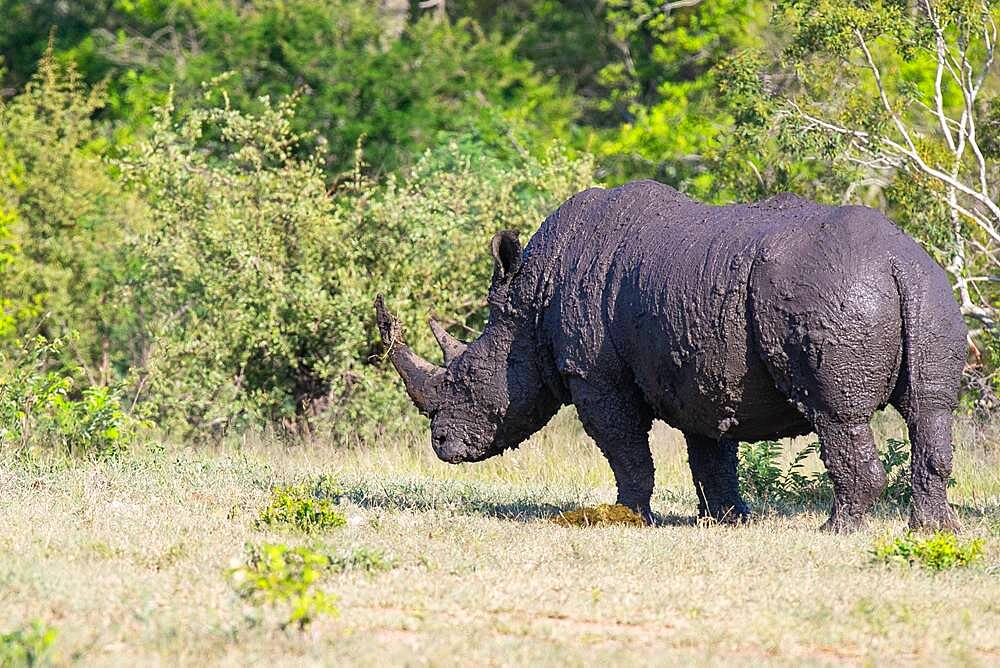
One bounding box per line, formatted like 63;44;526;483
227;542;338;629
873;532;986;570
329;546;396;574
0;620;58;667
257;481;346;533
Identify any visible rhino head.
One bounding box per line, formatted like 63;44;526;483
374;231;561;463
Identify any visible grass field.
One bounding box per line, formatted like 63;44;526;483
1;409;998;666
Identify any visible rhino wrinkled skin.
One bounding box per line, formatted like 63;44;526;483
375;180;966;532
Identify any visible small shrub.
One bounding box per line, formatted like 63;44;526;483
738;438;915;506
552;504;646;527
738;440;833;504
0;620;58;667
313;475;344;501
227;542;337;629
880;438;913;504
738;440;786;502
873;532;985;571
257;483;346;533
329;546;395;574
0;334;140;456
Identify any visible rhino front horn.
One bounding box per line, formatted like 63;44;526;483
374;294;444;415
429;317;468;365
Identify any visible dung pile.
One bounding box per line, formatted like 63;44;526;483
552;504;645;527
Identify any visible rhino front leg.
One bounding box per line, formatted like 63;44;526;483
570;380;655;522
683;433;750;524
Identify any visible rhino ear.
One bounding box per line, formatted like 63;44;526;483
490;230;522;279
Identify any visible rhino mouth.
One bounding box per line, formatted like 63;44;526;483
432;434;504;463
464;443;505;462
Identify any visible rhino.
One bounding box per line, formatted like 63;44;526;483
374;180;966;532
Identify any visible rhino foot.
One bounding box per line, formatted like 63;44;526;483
617;498;653;525
819;512;865;534
701;504;751;525
909;505;961;533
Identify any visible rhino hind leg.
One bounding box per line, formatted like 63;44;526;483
684;433;750;524
904;409;960;531
814;418;886;533
570;379;655;523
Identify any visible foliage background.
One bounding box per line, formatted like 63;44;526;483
0;0;996;443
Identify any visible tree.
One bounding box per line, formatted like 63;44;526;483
444;0;618;121
1;0;577;177
594;0;771;190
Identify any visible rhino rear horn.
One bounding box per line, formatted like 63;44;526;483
429;317;468;365
374;295;444;415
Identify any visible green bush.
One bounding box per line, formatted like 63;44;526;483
0;11;592;439
0;2;995;435
227;542;337;629
737;440;786;503
738;438;914;507
118;88;593;437
880;438;913;504
119;87;356;434
739;440;831;505
0;335;139;457
873;532;985;571
332;135;594;436
257;483;346;534
0;620;58;667
0;52;143;382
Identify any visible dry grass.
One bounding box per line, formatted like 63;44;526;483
1;409;998;666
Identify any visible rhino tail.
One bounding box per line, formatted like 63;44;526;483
889;253;966;419
889;258;924;419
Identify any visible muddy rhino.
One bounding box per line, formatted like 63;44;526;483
374;180;966;532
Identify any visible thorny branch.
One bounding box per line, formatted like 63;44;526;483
637;0;707;23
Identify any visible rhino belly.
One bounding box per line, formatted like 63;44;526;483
629;305;813;442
